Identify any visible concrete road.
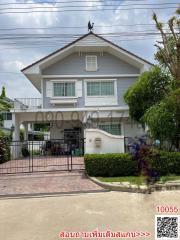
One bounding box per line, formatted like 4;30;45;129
0;191;179;240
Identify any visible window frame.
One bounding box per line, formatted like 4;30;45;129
97;122;122;135
1;112;12;121
52;81;77;98
85;79;117;98
85;55;98;72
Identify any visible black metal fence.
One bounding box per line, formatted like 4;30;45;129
0;138;85;175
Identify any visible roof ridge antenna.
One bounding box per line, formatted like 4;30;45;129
88;21;94;32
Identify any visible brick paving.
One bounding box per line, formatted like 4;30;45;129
0;171;104;196
0;156;85;174
0;157;104;196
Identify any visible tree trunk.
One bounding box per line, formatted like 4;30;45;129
176;43;180;88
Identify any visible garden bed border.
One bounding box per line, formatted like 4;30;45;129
88;176;180;194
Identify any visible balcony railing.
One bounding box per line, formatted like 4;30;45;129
14;98;42;110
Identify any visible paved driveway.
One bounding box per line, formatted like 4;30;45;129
0;171;103;196
0;191;179;240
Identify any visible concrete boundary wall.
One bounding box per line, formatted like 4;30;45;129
84;128;124;154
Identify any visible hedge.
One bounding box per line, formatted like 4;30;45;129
0;136;11;164
84;153;138;177
148;150;180;176
84;151;180;177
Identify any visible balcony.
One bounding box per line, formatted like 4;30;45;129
14;98;42;111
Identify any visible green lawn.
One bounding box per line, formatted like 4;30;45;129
97;176;146;185
159;175;180;183
97;175;180;185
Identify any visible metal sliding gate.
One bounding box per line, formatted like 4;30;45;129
0;139;85;175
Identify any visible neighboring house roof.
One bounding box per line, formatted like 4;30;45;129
22;31;153;72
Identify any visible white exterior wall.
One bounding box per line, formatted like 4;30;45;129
3;120;13;129
123;121;145;138
84;129;124;154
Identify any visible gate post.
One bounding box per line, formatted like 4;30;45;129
82;138;85;156
70;147;72;171
12;113;21;159
67;155;70;172
31;141;34;172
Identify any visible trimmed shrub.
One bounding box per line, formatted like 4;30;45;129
152;151;180;175
139;146;180;176
85;150;180;177
0;136;10;164
84;153;138;177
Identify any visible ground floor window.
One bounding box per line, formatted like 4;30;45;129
97;123;121;135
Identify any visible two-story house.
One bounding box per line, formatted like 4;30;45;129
12;32;152;154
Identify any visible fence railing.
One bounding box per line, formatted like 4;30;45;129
14;98;42;110
124;136;180;152
0;138;85;174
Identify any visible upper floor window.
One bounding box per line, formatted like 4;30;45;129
87;81;114;96
86;55;97;71
53;82;75;97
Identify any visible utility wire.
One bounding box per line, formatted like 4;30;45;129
0;23;168;31
0;6;177;14
0;2;179;11
0;35;161;48
0;28;171;34
0;0;150;6
0;36;160;52
0;36;161;45
0;31;172;40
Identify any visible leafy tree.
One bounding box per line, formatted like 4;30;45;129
0;87;11;129
0;87;10;111
0;99;10;112
153;8;180;87
0;86;6;98
144;89;180;148
124;7;180;149
124;66;172;122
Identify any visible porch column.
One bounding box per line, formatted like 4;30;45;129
23;122;28;141
12;113;21;159
121;121;125;136
12;113;20;142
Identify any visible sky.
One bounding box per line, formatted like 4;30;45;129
0;0;178;99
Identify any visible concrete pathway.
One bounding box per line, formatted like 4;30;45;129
0;191;179;240
0;171;103;196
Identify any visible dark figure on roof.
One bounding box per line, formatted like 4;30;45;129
88;21;94;32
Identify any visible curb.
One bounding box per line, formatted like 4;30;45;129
0;189;108;200
88;176;180;194
150;182;180;192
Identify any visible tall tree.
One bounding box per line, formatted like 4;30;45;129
153;7;180;87
124;7;180;149
0;87;10;111
124;67;172;122
0;86;6;98
143;89;180;148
